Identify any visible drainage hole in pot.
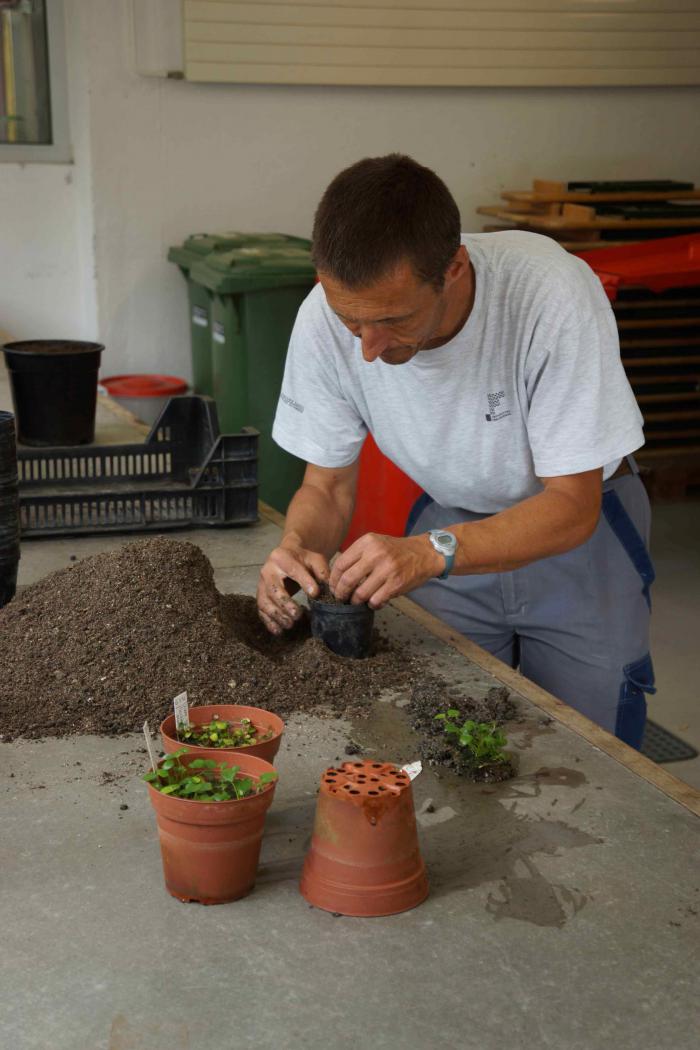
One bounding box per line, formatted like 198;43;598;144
371;763;382;768
353;763;364;768
368;790;379;796
377;785;387;791
349;789;360;795
370;777;379;782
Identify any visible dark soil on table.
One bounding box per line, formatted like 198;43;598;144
0;538;430;741
408;680;518;783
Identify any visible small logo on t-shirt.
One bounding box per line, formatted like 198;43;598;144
281;391;304;414
485;390;511;422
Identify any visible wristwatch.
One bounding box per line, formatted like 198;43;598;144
428;529;458;580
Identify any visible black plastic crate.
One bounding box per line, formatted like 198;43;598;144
17;396;258;536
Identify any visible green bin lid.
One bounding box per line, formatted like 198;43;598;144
168;232;311;271
190;243;316;294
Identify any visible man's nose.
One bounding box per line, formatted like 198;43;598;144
360;326;390;362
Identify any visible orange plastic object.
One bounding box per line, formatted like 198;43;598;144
160;704;284;764
577;233;700;301
146;750;277;904
300;760;429;917
342;434;423;550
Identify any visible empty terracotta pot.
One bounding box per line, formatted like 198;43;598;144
146;750;278;904
160;703;284;763
300;760;429;917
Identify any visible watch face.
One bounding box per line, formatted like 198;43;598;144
432;530;457;554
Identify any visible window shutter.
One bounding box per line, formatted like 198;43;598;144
183;0;700;87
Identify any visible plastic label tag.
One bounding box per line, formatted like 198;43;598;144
401;760;422;781
173;691;189;729
143;720;158;772
192;306;208;328
213;321;225;344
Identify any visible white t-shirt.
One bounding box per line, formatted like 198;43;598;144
272;231;644;514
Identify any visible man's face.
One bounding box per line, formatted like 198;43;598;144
320;260;450;366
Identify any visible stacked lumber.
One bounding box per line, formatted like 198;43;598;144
478;179;700;251
477;182;700;496
613;283;700;497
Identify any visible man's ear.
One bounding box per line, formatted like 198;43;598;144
443;245;470;291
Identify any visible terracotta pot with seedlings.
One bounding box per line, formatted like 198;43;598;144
144;749;278;904
300;760;429;917
160;704;284;763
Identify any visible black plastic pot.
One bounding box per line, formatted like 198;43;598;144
0;411;18;484
308;598;375;659
0;552;19;608
0;411;20;606
2;341;104;446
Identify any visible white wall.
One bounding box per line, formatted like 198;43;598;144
1;0;699;379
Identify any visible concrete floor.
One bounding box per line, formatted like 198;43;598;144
648;499;700;788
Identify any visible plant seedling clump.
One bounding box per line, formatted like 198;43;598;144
434;710;515;783
144;750;277;802
176;716;272;749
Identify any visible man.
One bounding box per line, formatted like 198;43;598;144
257;154;655;748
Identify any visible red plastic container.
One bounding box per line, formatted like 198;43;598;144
577;233;700;302
342;434;422;550
100;374;188;426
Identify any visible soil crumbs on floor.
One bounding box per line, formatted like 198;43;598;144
0;538;434;741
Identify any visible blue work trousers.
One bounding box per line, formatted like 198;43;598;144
406;465;655;748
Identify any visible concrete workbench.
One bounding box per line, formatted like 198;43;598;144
2;507;699;1050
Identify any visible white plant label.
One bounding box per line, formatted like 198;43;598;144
173;691;189;728
401;760;422;781
143;720;158;772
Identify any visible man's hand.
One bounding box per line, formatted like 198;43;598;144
330;533;442;608
257;542;330;635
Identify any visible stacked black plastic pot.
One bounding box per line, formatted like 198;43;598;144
0;412;20;607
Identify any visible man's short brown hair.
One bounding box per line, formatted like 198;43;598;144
311;154;461;290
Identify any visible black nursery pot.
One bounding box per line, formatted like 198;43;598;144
2;340;104;446
308;598;375;659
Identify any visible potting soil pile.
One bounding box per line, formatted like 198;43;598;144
0;538;431;741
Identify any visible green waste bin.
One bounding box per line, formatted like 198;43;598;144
190;237;316;514
168;232;303;397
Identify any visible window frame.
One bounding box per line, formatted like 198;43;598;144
0;0;71;165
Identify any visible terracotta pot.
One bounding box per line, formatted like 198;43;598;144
146;750;277;904
160;704;284;763
300;760;429;917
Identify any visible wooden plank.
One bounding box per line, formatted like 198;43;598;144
504;188;700;204
624;355;700;366
477;205;700;230
620;336;700;349
617;317;700;330
615;299;700;311
256;502;700;818
631;373;700;384
645;427;700;439
636;391;700;404
644;408;700;422
638;445;700;459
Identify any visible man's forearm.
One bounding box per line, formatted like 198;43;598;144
282;478;354;559
447;479;601;576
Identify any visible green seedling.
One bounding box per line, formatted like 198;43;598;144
176;716;272;749
435;710;508;769
144;748;277;802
